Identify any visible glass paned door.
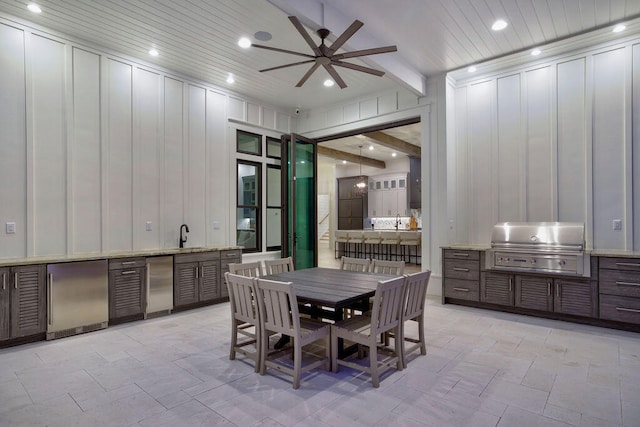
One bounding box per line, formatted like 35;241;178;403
282;134;317;269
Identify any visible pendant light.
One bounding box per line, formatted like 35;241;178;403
353;145;367;194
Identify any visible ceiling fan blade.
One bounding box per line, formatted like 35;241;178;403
331;60;385;77
252;44;315;59
260;59;315;73
288;16;321;56
333;45;397;60
327;20;363;55
322;64;347;89
295;62;322;87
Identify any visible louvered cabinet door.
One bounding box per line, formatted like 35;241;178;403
481;272;514;306
109;267;145;319
198;261;219;302
0;268;10;340
10;265;46;338
554;278;595;317
174;262;199;307
515;275;553;312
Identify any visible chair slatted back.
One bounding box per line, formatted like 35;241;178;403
229;261;263;277
370;259;405;275
370;276;406;336
403;270;431;321
255;278;300;336
264;257;294;275
340;256;370;272
225;272;259;325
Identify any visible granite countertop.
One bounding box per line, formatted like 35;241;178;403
0;246;243;267
441;244;491;250
440;244;640;258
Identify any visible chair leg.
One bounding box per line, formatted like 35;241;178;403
292;340;302;389
229;319;237;360
395;325;404;371
331;329;339;373
418;316;427;356
369;343;380;388
259;328;267;375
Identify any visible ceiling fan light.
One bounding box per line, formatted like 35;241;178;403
323;79;334;87
238;37;252;48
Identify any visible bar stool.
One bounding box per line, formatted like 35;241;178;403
379;231;400;261
399;231;421;264
362;231;381;259
348;231;365;259
334;230;350;258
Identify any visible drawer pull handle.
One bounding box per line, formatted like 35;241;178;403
452;253;469;257
121;261;137;265
453;267;470;272
616;281;640;287
121;270;137;275
453;287;469;292
509;278;513;293
2;273;5;290
615;262;640;268
14;273;18;289
616;307;640;314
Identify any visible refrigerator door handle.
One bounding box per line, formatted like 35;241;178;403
48;273;53;325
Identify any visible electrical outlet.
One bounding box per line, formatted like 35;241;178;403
212;221;220;230
145;221;153;231
6;222;16;234
612;219;622;231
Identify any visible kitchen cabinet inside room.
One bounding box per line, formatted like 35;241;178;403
368;173;409;218
337;177;368;230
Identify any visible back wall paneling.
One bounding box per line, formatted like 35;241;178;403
0;23;26;258
187;85;207;248
31;34;66;256
163;77;184;248
634;44;640;251
206;90;228;247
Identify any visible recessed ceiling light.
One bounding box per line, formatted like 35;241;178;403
613;24;626;33
392;152;397;157
226;73;235;84
323;79;334;87
368;145;374;150
342;160;347;164
468;66;477;73
491;19;508;31
27;3;41;13
238;37;251;48
531;48;541;56
148;49;159;57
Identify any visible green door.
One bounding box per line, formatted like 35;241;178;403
282;134;317;269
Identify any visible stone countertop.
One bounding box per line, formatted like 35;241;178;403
441;244;491;251
440;244;640;258
0;246;243;267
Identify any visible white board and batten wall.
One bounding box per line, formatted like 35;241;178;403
449;35;640;251
0;17;292;260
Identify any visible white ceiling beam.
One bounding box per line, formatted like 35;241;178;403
267;0;426;96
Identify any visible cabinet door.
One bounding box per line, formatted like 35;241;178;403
515;275;553;311
338;178;355;199
338;199;352;217
0;268;10;340
554;278;595;317
174;262;199;307
10;265;46;338
368;189;380;216
382;189;398;216
109;267;145;319
199;260;220;301
397;188;408;216
350;198;363;217
481;272;514;306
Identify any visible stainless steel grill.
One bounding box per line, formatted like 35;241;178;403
486;222;590;277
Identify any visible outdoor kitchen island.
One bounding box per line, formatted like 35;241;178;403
442;245;640;332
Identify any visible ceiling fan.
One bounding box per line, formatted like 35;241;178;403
251;16;397;89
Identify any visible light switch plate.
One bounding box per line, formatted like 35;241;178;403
212;221;220;230
6;222;16;234
145;221;153;231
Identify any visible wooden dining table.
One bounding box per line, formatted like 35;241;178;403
262;267;399;322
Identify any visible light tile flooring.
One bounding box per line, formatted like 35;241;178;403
0;244;638;426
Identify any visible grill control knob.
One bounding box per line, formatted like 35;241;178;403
531;258;537;264
558;260;566;266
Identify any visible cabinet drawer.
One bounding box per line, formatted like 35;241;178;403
599;269;640;298
443;259;479;280
109;257;146;270
444;279;479;301
600;294;640;324
599;257;640;271
444;249;480;261
220;250;241;261
174;251;220;264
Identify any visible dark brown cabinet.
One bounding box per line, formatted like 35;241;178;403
219;249;242;298
337;176;367;230
108;258;146;321
442;249;480;302
0;265;46;341
553;277;596;317
599;257;640;324
481;271;514;305
174;252;221;308
515;275;553;311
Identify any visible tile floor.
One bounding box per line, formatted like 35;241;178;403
0;244;639;426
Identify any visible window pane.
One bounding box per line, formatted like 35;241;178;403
238;164;257;205
237;130;261;155
266;208;281;250
267;166;281;206
266;137;281;159
236;208;258;251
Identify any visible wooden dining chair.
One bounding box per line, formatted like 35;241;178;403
340;256;370;272
397;270;431;368
224;272;261;372
254;278;331;389
228;261;263;277
264;257;294;275
370;259;405;275
330;275;406;388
